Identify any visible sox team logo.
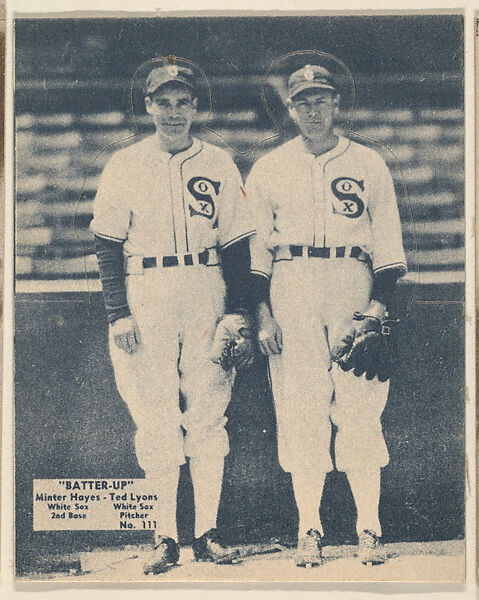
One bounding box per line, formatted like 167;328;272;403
166;65;179;77
187;176;221;219
331;177;365;218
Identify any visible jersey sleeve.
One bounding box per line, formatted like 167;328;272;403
245;162;275;279
368;155;407;275
216;158;255;249
90;152;132;242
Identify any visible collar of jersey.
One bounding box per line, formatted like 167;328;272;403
150;136;202;162
295;134;349;163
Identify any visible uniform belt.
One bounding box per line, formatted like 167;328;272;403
289;245;363;258
125;249;218;274
143;250;210;269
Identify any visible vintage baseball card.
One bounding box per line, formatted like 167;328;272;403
6;7;472;588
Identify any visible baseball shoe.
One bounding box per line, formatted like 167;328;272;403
143;535;180;575
295;529;323;568
358;529;386;566
192;528;240;564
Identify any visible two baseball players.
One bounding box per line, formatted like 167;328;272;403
247;62;406;566
91;60;255;574
93;56;406;572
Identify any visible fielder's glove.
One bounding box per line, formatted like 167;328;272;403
330;312;400;382
210;312;255;371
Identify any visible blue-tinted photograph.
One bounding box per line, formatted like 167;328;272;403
14;14;465;582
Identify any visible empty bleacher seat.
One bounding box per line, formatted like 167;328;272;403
355;125;396;142
16;254;98;279
419;108;463;121
387;145;416;163
17;174;48;195
400;165;434;184
403;218;463;237
35;132;82;150
24;152;73;172
350;108;414;123
441;125;463;140
421;143;463;163
407;247;464;269
17;227;53;247
14;102;464;284
84;129;136;148
16;113;36;129
396;124;443;142
79;112;125;126
36;113;75;128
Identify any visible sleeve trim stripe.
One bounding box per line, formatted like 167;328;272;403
93;231;127;243
373;262;407;275
221;230;256;249
107;306;132;324
105;303;130;309
251;269;271;280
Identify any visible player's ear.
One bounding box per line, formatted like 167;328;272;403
333;94;341;116
145;96;155;115
286;99;297;122
191;96;198;111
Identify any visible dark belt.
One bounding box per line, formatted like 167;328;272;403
290;245;362;258
143;250;209;269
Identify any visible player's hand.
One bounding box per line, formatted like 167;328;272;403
111;316;142;354
210;312;255;371
256;302;283;356
330;300;390;378
332;300;388;355
363;300;388;322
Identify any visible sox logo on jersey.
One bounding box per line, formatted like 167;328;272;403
187;176;220;220
247;130;408;475
91;133;255;481
331;177;365;218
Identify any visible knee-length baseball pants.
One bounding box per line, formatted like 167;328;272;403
109;265;232;478
269;256;390;475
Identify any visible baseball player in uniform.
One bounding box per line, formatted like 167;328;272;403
246;63;406;566
91;60;255;573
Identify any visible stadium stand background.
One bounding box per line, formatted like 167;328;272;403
14;16;465;575
15;16;464;286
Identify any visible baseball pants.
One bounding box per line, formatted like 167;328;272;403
269;254;390;475
110;264;232;478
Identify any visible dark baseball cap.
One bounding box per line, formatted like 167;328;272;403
288;64;337;99
145;64;196;96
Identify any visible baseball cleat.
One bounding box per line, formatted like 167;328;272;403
143;535;180;575
295;528;323;568
192;528;240;564
358;529;386;566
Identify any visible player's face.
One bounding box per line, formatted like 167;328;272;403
288;89;339;142
145;83;197;143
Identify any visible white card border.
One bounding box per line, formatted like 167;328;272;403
3;2;476;598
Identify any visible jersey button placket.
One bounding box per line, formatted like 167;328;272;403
312;158;326;248
168;154;188;256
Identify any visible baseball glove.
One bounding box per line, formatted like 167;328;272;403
210;312;255;371
331;312;400;382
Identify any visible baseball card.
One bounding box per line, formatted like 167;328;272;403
5;5;473;588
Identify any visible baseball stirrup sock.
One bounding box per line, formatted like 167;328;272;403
291;471;326;538
346;468;382;537
150;469;180;541
190;457;224;539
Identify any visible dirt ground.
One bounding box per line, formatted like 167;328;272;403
19;539;464;583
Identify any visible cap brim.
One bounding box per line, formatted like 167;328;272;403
289;81;337;99
147;77;194;95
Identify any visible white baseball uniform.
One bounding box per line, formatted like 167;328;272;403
91;135;254;478
247;134;406;475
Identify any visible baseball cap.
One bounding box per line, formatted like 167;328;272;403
288;64;337;99
145;64;196;96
